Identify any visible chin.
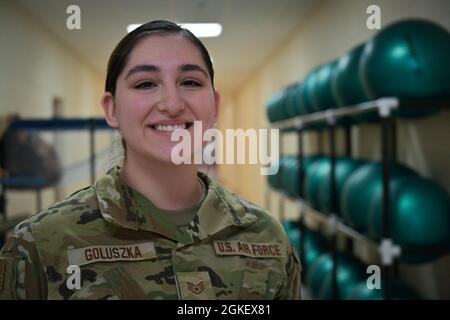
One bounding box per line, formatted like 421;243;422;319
148;146;192;166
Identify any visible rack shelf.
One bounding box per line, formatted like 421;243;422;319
8;117;112;131
272;97;450;131
279;193;450;257
298;198;378;247
270;96;450;300
0;117;116;247
0;176;48;188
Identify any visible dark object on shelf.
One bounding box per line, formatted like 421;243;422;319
1;122;62;189
0;117;115;247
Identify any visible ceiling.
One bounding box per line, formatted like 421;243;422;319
15;0;321;97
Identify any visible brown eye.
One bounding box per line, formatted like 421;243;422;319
182;80;201;87
135;81;156;89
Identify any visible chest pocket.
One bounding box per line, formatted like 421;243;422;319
238;258;284;300
103;267;147;299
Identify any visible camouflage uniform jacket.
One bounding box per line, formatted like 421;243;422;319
0;165;301;300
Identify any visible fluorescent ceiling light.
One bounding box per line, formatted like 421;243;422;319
127;24;141;33
179;23;222;38
127;23;222;38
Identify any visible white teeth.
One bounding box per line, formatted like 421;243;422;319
154;123;187;132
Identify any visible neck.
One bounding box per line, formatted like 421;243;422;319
119;151;204;210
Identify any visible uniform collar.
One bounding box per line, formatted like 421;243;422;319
94;165;257;243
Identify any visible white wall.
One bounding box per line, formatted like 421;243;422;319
0;0;113;218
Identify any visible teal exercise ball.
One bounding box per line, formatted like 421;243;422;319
361;19;450;99
313;61;339;111
280;87;294;120
360;19;450;117
266;89;286;122
317;158;368;215
268;156;290;190
267;157;281;189
281;155;321;198
282;157;300;198
280;156;297;197
266;88;294;122
302;67;321;114
302;229;329;277
304;155;326;166
283;84;300;119
281;224;329;278
367;175;450;263
318;254;366;300
286;225;301;254
281;219;296;233
332;43;370;107
305;157;330;209
292;82;304;116
306;253;333;298
285;82;303;118
283;155;324;199
340;162;417;232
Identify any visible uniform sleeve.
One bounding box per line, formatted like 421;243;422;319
275;245;302;300
0;220;47;299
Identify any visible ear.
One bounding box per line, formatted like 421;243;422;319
213;90;221;123
101;92;119;128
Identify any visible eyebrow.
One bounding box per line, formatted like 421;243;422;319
179;64;209;78
125;63;209;80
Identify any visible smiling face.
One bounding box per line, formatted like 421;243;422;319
102;34;220;164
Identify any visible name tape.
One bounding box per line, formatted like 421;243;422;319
213;240;284;258
67;242;157;267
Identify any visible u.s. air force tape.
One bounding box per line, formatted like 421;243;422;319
213;240;285;258
67;242;157;267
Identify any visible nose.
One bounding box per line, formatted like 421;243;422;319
157;84;185;115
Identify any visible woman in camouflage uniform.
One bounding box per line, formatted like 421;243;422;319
0;20;301;300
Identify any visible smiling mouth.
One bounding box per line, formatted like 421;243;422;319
149;122;194;132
